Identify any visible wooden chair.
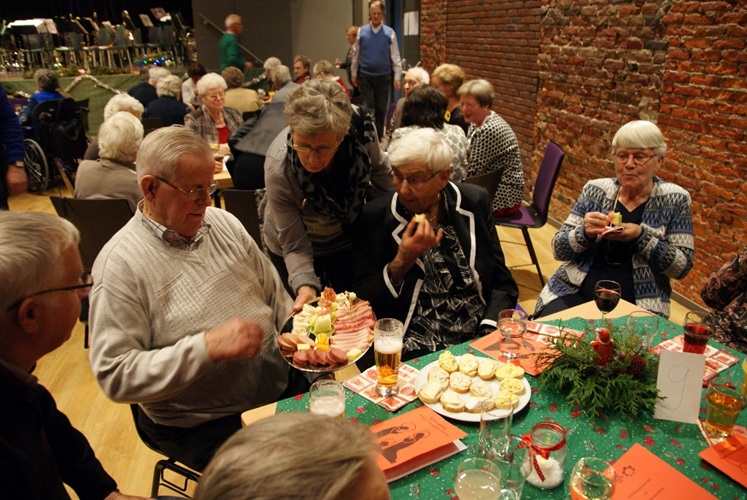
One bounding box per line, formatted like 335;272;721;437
493;141;565;287
49;197;134;347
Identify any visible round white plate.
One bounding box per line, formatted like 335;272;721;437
413;355;532;423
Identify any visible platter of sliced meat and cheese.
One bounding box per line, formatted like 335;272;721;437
277;287;375;373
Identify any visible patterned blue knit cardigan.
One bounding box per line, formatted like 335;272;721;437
535;176;694;318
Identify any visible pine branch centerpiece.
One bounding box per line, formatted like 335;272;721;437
536;323;660;421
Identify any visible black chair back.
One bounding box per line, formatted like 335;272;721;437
49;197;133;272
222;189;263;245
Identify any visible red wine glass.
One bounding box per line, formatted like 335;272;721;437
682;311;712;354
594;280;621;324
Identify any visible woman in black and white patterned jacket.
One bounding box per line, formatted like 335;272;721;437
458;79;525;216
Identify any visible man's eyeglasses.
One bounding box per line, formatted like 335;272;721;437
7;272;92;311
155;176;218;200
614;152;657;166
390;167;439;187
205;91;226;100
291;141;339;156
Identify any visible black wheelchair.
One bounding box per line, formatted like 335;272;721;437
23;97;89;193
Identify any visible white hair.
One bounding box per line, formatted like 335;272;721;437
156;74;183;98
388;128;453;173
196;73;227;97
405;67;430;85
148;67;171;86
98;112;144;162
0;212;79;312
103;94;144;121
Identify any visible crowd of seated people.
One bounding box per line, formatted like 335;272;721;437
12;44;743;499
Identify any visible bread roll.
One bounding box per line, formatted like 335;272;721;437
458;353;479;377
495;363;525;380
438;351;458;373
449;371;472;393
417;381;443;404
440;390;465;413
478;359;498;380
499;377;525;395
428;366;450;390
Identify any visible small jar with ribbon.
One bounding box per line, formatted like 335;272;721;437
521;421;568;489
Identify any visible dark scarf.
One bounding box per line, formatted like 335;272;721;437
288;108;376;224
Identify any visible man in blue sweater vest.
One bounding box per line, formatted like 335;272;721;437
351;1;402;138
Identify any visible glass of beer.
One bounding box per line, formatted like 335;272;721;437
308;379;346;419
682;311;712;354
704;376;746;438
373;318;405;397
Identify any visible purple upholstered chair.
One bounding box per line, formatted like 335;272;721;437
493;141;565;287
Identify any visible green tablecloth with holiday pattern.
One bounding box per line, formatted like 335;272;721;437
276;316;746;499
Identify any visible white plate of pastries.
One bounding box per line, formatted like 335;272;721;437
414;351;531;423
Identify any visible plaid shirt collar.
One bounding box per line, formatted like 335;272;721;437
137;201;210;250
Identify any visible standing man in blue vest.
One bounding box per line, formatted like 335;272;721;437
351;1;402;139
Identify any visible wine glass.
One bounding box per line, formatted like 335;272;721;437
594;280;621;324
682;311;712;354
626;310;660;352
569;457;616;500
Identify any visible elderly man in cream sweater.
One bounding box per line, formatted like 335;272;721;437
88;126;302;471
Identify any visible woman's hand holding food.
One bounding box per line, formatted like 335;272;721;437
389;217;443;282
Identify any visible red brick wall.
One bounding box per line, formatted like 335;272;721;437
419;0;747;308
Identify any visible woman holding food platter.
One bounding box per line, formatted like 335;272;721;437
353;128;518;361
534;120;694;319
263;79;392;311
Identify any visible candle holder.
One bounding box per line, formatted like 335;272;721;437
523;421;568;490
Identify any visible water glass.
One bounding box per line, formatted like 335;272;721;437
479;401;514;459
454;457;502;500
569;457;616;500
626;310;660;352
493;435;531;500
498;309;528;360
308;379;345;419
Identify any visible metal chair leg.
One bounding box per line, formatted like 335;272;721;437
522;227;545;287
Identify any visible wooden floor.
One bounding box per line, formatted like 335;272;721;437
7;187;688;497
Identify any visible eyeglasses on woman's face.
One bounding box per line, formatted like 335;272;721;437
155;176;218;200
390;166;439;187
291;141;339;157
613;152;657;166
205;91;226;101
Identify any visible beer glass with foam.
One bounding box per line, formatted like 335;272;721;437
373;318;405;397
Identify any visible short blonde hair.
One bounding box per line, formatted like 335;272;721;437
431;64;465;97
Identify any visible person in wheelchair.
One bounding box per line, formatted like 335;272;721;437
18;69;64;136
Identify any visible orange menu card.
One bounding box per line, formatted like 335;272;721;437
699;433;747;489
471;323;584;376
613;443;717;499
370;405;467;482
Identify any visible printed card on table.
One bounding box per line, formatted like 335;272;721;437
370;405;467;482
652;334;739;384
343;363;419;412
654;349;706;424
698;433;747;488
471;323;585;376
613;443;717;499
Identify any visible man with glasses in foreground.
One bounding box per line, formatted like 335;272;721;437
0;212;147;499
88;126;298;471
353;128;518;361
